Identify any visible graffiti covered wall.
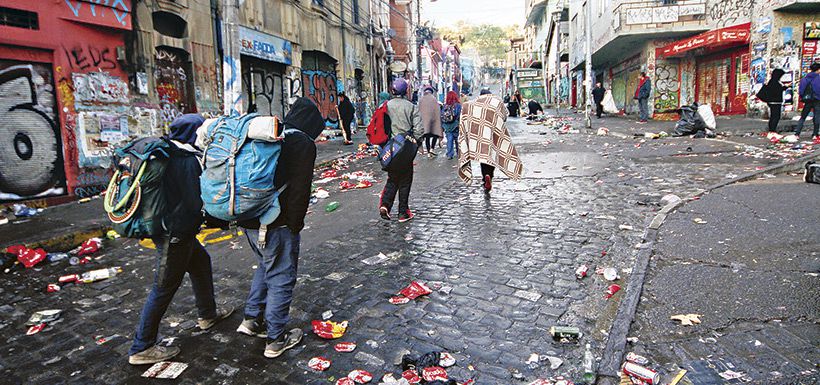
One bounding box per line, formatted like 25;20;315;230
302;69;339;127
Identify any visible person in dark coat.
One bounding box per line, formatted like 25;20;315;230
527;99;544;115
338;92;355;145
235;97;321;358
634;72;652;122
129;114;233;365
506;94;520;117
592;82;605;118
756;69;786;132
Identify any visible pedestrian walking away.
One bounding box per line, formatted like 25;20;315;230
794;62;820;142
527;98;543;116
634;72;652;123
128;113;234;365
755;68;787;133
235;97;321;358
379;78;420;222
592;82;605;119
458;88;524;193
338;92;355;145
419;86;443;157
441;90;462;160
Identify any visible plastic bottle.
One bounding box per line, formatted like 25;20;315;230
80;267;123;284
582;343;596;384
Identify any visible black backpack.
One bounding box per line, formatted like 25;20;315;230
802;81;816;102
805;161;820;184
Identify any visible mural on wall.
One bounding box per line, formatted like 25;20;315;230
155;47;194;129
654;60;680;118
302;70;339;127
708;0;752;28
0;62;67;202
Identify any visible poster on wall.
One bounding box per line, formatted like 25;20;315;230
805;22;820;40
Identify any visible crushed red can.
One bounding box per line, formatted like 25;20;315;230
46;283;60;293
347;369;373;383
26;323;46;335
308;356;331;371
622;362;660;384
402;370;421;384
625;352;649;365
389;296;411;305
605;284;621;299
335;378;355;385
17;247;47;268
575;264;589;279
334;342;357;352
59;274;80;284
422;366;448;382
76;238;101;256
398;281;432;299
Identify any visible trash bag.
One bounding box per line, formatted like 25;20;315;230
673;104;707;137
402;351;441;373
805;161;820;184
697;103;716;129
603;90;619;114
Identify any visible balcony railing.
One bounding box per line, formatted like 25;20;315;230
611;0;708;34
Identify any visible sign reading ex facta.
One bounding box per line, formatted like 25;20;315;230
238;27;293;65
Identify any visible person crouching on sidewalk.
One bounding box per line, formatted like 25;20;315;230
235;97;321;358
128;114;234;365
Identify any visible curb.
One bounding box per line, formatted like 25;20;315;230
596;149;819;384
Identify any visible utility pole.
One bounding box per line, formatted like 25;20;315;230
221;0;243;116
584;0;592;128
341;0;347;89
416;0;422;83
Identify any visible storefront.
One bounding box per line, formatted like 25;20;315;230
237;26;293;119
657;23;751;115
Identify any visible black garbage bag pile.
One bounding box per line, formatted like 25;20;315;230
674;103;714;138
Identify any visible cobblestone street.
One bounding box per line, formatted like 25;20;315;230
1;115;816;384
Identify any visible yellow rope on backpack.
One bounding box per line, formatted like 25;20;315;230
103;161;148;213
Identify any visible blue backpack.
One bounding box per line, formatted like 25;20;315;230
200;114;285;247
378;132;417;171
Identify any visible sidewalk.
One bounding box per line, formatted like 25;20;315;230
0;128;369;251
624;173;820;383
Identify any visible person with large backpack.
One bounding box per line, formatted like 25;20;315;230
795;62;820;142
232;97;322;358
126;113;234;365
441;91;462;160
379;78;421;222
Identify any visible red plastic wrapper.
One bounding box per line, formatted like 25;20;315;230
605;284;621;299
308;356;331;371
340;180;357;190
6;244;27;255
46;284;61;293
321;170;338;178
335;378;355;385
347;369;373;383
422;366;448;382
334;342;357;352
26;323;45;335
17;247;47;268
398;281;432;300
401;370;421;384
388;296;411;305
76;239;101;256
311;320;348;339
439;352;456;367
78;256;92;265
59;274;80;284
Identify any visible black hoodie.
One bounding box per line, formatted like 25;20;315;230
239;97;321;233
757;69;786;103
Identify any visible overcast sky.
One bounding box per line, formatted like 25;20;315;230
421;0;525;29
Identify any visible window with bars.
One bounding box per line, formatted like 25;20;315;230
0;6;38;30
353;0;360;24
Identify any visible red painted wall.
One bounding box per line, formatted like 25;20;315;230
0;0;131;202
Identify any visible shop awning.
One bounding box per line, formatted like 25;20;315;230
657;23;750;58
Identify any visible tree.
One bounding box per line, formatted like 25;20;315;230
435;22;521;65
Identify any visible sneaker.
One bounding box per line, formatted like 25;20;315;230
128;345;181;365
483;175;492;192
198;305;235;330
398;210;415;223
236;318;267;338
264;328;303;358
429;150;438;157
379;206;391;220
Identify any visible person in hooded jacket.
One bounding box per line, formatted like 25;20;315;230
128;114;234;365
234;97;321;358
795;62;820;141
756;69;787;132
338;92;355;145
379;78;421;223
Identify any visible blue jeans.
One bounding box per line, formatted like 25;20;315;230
445;130;458;159
638;97;650;121
130;236;217;355
243;226;300;340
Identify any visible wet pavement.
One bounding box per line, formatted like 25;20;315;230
0;111;816;384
